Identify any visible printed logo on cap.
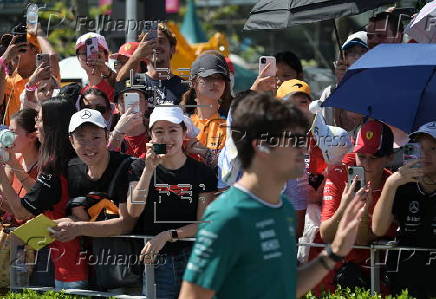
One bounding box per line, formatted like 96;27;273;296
294;83;303;89
124;44;132;51
81;110;92;119
366;131;374;140
427;122;436;129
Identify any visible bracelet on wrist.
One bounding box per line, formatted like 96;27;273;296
319;255;335;271
25;83;38;92
0;57;9;75
326;245;345;263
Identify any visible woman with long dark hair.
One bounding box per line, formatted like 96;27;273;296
0;98;88;289
180;53;232;168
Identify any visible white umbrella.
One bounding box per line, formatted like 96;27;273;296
405;1;436;43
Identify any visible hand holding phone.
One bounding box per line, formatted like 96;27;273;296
403;143;422;168
86;37;99;66
348;166;365;193
143;21;158;41
124;93;140;114
258;56;277;78
36;53;50;68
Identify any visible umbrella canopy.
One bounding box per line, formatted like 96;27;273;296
322;43;436;133
405;1;436;43
181;0;208;43
244;0;397;30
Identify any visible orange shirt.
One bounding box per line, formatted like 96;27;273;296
191;113;226;150
4;73;27;125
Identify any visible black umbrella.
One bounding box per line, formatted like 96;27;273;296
244;0;398;30
244;0;398;64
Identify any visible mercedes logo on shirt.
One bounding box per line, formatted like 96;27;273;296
409;201;420;214
81;110;92;119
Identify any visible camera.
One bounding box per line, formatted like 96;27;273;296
260;57;266;64
0;127;16;162
153;144;167;155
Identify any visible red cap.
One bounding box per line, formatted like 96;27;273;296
353;120;393;156
109;42;139;60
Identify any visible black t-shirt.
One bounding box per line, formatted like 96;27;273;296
21;173;62;216
392;182;436;248
129;157;218;254
67;151;136;206
390;182;436;295
143;74;189;106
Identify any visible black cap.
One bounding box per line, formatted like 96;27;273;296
190;54;230;80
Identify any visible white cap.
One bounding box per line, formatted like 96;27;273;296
409;121;436;140
69;109;107;133
149;104;200;138
342;31;368;50
75;32;109;52
310;113;353;165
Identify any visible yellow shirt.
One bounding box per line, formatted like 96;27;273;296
4;73;27;125
191;113;227;150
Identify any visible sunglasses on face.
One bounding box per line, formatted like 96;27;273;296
84;105;108;115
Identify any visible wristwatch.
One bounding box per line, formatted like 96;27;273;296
169;230;179;242
326;245;345;263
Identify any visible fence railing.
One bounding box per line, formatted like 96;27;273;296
6;233;436;298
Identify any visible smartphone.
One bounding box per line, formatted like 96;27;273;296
403;143;422;168
348;166;365;192
124;93;140;113
143;21;158;41
258;56;277;77
36;53;50;68
86;37;99;63
153;143;167;154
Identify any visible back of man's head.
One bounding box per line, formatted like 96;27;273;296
231;92;309;170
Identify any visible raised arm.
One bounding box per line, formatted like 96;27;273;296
116;33;156;82
297;191;366;297
127;143;163;217
373;160;423;236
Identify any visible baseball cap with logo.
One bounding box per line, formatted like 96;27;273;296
342;31;368;50
69;109;107;134
190;54;230;80
149;104;199;138
277;79;311;99
409;121;436;140
353;120;394;157
109;42;139;60
75;32;109;52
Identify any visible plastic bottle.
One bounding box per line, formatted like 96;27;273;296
26;3;39;33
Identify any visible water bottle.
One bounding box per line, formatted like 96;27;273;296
26;3;39;33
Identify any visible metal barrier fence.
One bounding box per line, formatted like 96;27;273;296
7;234;436;298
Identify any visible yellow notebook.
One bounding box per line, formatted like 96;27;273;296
12;214;56;250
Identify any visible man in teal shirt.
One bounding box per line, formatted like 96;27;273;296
180;93;366;299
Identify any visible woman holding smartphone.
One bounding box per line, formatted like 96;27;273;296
127;105;217;299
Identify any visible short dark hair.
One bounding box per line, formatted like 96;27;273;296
231;93;309;170
11;108;40;150
275;51;303;75
79;88;110;110
369;12;404;36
